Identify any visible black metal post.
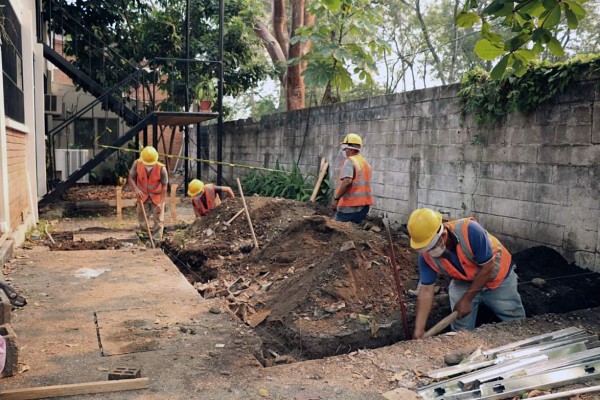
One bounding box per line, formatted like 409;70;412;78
184;0;191;194
217;0;224;185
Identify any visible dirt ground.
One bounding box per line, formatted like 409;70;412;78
47;185;600;365
7;184;600;398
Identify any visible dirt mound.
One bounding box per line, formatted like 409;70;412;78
49;237;123;251
163;196;424;361
63;184;136;201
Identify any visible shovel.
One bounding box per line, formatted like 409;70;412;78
223;208;244;227
422;311;458;339
139;200;156;249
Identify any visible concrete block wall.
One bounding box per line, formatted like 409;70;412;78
206;78;600;271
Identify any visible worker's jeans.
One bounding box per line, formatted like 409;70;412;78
448;269;526;331
334;206;370;224
137;200;164;241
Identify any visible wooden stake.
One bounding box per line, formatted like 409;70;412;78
310;158;329;202
236;178;258;250
116;186;123;224
0;377;149;400
170;183;178;222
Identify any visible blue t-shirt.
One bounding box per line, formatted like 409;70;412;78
419;220;493;285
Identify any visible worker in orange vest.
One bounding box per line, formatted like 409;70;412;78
188;179;235;219
127;146;169;241
407;208;525;338
331;133;373;223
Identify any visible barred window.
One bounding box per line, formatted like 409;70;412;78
1;0;25;123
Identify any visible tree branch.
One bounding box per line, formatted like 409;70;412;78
272;0;290;58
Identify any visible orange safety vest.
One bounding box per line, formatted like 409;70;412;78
422;218;512;290
136;161;164;205
191;184;222;216
337;154;373;207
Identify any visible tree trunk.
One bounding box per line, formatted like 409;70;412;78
272;0;289;58
286;0;306;110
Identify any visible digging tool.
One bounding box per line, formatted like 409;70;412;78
224;208;244;226
236;178;259;250
384;219;411;340
139;200;155;249
422;311;459;339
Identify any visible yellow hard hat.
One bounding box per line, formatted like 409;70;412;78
340;133;362;147
407;208;443;250
188;179;205;197
140;146;159;166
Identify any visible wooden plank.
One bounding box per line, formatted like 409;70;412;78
309;158;328;202
0;377;150;400
116;186;123;224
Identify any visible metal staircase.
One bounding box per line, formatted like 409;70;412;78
38;0;218;206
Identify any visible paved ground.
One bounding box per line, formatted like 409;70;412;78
1;202;599;399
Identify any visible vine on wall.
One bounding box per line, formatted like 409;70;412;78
458;54;600;125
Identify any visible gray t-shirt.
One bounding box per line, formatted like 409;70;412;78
129;160;169;185
337;158;363;213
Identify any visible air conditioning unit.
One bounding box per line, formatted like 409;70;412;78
45;94;63;116
54;149;90;183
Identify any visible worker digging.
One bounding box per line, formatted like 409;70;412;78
407;208;526;339
188;179;235;219
127;145;169;243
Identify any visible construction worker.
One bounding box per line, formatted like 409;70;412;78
331;133;373;223
128;146;168;241
188;179;235;219
407;208;525;339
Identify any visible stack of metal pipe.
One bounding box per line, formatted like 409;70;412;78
417;327;600;400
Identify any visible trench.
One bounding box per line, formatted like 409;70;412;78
161;241;600;365
42;221;600;365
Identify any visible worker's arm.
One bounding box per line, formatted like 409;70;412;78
127;168;143;199
331;177;352;212
413;284;435;339
193;204;201;219
453;260;494;318
159;168;168;204
217;186;235;199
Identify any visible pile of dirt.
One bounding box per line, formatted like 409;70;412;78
162;196;427;362
63;184;136;201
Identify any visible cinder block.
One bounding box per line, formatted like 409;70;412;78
0;291;10;325
108;366;141;380
0;324;19;377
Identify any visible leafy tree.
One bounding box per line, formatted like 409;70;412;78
457;0;591;78
253;0;315;110
56;0;274;104
290;0;388;105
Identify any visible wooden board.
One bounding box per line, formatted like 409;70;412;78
0;378;149;400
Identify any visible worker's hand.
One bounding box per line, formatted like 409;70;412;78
413;327;425;340
135;188;143;199
331;199;339;212
453;298;472;319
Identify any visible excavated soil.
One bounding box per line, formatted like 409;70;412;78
41;186;600;365
159;195;600;363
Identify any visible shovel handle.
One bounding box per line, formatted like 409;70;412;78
422;311;459;339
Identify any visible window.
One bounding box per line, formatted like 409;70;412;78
73;119;94;148
1;0;24;123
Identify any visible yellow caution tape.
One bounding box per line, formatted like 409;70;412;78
97;143;291;174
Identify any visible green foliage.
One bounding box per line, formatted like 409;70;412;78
291;0;388;104
458;54;600;125
458;0;591;78
241;162;332;205
194;77;217;101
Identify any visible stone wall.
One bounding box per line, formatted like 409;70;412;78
204;79;600;271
